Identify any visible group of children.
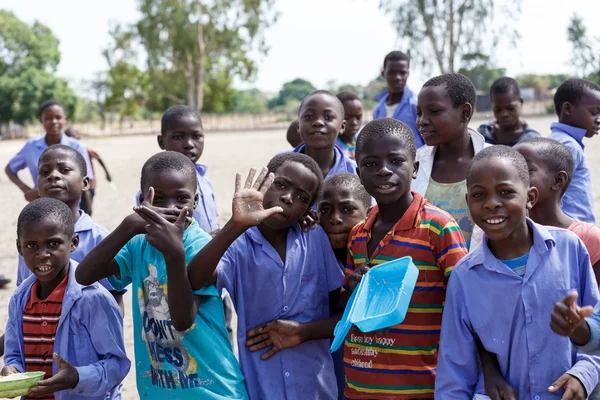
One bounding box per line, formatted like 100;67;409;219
2;49;600;400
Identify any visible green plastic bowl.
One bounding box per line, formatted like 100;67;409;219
0;372;45;398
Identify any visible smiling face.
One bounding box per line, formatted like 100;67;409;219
158;115;205;163
17;217;77;285
492;90;523;130
467;156;536;242
383;60;409;96
317;186;369;249
142;169;198;211
416;85;470;147
357;134;418;206
37;148;89;207
40;105;67;141
262;161;320;230
298;93;345;150
342;99;363;139
564;88;600;138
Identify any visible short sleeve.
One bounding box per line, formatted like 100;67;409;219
108;239;136;290
320;234;344;292
7;143;29;174
435;220;468;278
216;246;238;303
583;225;600;265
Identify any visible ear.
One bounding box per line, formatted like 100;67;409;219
526;186;539;210
519;97;524;105
16;239;22;256
157;135;166;150
70;233;80;253
193;193;199;210
412;160;419;179
381;67;385;78
339;120;347;136
562;102;572;117
82;176;91;192
552;171;569;192
461;103;474;122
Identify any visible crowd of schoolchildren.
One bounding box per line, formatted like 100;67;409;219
2;49;600;400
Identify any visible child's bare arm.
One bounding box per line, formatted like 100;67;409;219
5;165;38;202
476;340;518;400
93;153;112;182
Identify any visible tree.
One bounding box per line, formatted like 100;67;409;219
232;89;268;113
0;11;77;124
380;0;521;74
268;79;317;110
458;54;505;91
567;14;600;84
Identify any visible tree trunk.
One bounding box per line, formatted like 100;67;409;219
195;0;205;112
417;1;447;73
447;0;455;73
185;52;196;108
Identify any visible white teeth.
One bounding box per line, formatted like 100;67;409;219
37;265;52;272
485;218;506;225
378;184;393;189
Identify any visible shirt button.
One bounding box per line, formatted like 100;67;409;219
535;396;540;400
41;303;47;308
283;306;289;312
42;321;48;327
532;355;538;363
284;372;290;377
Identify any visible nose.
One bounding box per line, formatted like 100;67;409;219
183;138;194;149
35;247;51;260
483;195;501;210
377;162;393;177
47;169;61;181
329;210;343;226
312;117;324;128
280;192;293;206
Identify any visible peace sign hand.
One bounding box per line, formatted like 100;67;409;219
134;204;189;257
231;167;283;229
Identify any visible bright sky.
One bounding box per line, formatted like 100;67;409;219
1;0;599;96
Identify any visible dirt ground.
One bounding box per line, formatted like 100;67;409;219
1;114;599;398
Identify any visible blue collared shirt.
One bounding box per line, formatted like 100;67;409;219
7;134;94;184
372;87;423;148
578;302;600;355
436;220;600;399
136;163;220;234
549;123;595;223
216;224;345;400
477;121;541;146
16;211;115;293
291;143;357;178
4;261;130;400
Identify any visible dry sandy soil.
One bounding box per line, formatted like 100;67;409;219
1;114;599;398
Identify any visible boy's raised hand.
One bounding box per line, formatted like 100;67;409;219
28;353;78;397
548;373;587;400
550;291;594;337
126;187;191;235
231;167;283;228
246;320;303;360
134;205;188;256
347;264;371;292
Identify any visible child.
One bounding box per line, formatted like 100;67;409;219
76;151;247;399
413;73;488;250
335;91;363;160
549;78;600;224
477;77;540;146
185;153;346;399
286;120;302;148
5;100;94;203
2;198;129;399
64;127;113;216
372;51;422;148
436;145;600;399
344;118;468;399
293;90;357;179
136;105;219;235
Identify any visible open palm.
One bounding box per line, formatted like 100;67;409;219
232;167;283;228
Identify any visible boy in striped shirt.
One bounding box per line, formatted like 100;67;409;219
345;118;468;399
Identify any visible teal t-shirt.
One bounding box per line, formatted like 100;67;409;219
500;253;529;277
108;222;248;399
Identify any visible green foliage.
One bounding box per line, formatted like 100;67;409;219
567;14;600;83
232;89;268;113
0;10;77;124
104;61;149;118
363;76;386;101
457;54;505;91
268;78;317;110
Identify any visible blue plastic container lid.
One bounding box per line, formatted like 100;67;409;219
330;282;360;352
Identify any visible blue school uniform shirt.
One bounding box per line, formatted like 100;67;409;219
436;220;600;399
136;163;220;234
16;210;116;293
549;122;595;223
579;303;600;355
372;87;423;148
7;133;94;184
477;121;541;146
4;261;130;400
216;224;345;400
107;221;248;400
291;143;357;178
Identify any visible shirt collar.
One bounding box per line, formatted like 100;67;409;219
33;133;68;149
75;210;94;232
195;164;208;177
293;144;345;177
29;272;69;305
246;224;300;245
551;122;587;148
362;192;425;233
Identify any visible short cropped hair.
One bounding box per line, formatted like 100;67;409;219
336;90;361;104
298;90;345;119
468;145;529;187
320;173;371;210
554;78;600;117
140;151;198;192
267;153;324;205
519;137;574;192
355;118;416;161
64;127;80;140
18;198;74;238
40;144;87;176
161;105;202;135
423;73;477;109
286;120;302;147
38;100;65;118
383;51;410;69
490;77;521;98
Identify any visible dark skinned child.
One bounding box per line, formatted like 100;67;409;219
2;198;129;400
413;73;487;250
477;77;540;146
286;120;303;148
185;153;348;399
436;146;600;400
335;91;364;160
343;118;467;399
76;151;248;399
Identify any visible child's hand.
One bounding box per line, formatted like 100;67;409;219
299;210;317;232
550;291;594;336
484;375;518;400
24;188;39;202
126;187;190;235
28;354;78;397
1;366;19;376
231;167;283;229
346;264;370;292
246;320;304;360
548;373;587;400
134;205;188;257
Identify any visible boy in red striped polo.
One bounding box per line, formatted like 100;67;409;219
344;118;468;399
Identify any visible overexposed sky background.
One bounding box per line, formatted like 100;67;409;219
1;0;599;96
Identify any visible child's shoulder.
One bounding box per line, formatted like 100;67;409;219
420;201;459;226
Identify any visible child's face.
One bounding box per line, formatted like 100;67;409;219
17;218;77;284
342;100;363;138
142;169;198;212
158;116;204;164
37;149;90;206
298;94;345;150
262;162;320;230
383;60;409;95
565;88;600;138
40;106;66;139
492;91;523;130
514;143;555;206
416;85;469;147
357;135;418;206
466;157;536;242
317;186;369;249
